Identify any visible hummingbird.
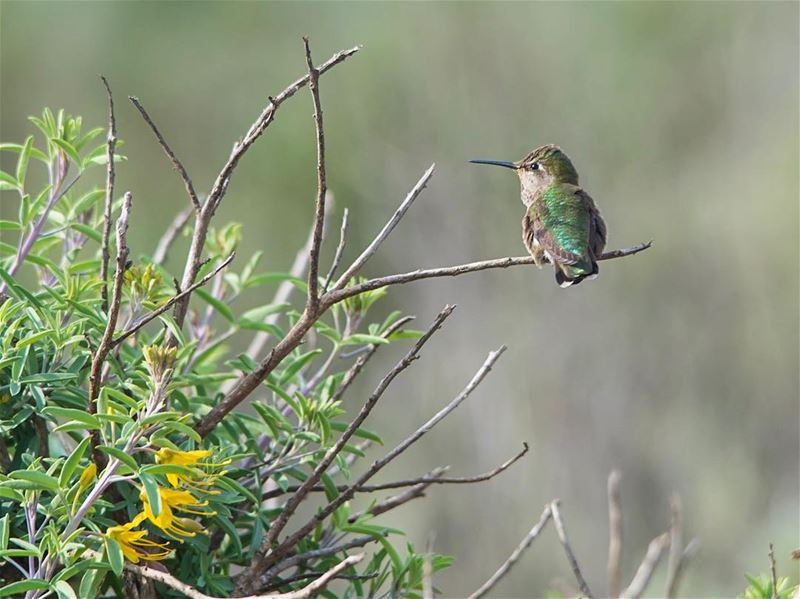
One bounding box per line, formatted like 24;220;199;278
471;145;607;287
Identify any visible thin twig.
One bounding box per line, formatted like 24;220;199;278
666;537;700;599
608;470;623;598
620;533;670;599
323;207;348;293
303;36;328;312
769;543;778;599
665;493;683;598
110;252;235;348
261;442;528;500
331;164;435;291
153;205;193;265
551;500;595;599
243;343;506;591
237;306;456;593
87;192;132;462
468;504;553;599
128;96;200;212
243;212;319;361
348;467;449;523
261;535;379;583
328;241;653;304
126;553;362;599
99;75;117;313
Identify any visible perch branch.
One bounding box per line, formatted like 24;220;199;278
551;500;595;599
302;36;328;312
620;533;670;599
87;192;132;462
238;306;456;592
328;241;653;304
769;543;778;599
468;504;553;599
111;252;235;348
331;164;435;291
608;469;623;598
99;75;117;313
128;96;200;212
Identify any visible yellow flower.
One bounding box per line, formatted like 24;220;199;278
139;485;216;539
155;447;228;492
105;514;171;564
78;463;97;491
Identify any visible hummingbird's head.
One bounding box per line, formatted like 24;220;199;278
470;144;579;206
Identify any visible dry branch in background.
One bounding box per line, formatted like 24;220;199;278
608;469;623;598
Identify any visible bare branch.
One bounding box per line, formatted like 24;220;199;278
88;192;132;461
468;504;553;599
153;205;193;265
262;535;379;582
328;241;653;304
239;306;457;591
129;96;200;212
260;442;527;502
608;470;623;598
205;45;360;216
323;207;348;293
126;552;363;599
240;343;506;591
620;533;670;599
99;75;117;313
666;538;700;599
111;252;235;348
331;164;435;291
243;212;319;361
551;500;595;599
769;543;778;599
302;36;328;312
348;467;448;523
664;493;683;598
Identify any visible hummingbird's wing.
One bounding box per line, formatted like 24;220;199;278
529;183;593;265
575;188;607;259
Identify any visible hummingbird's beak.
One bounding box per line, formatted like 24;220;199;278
469;159;517;170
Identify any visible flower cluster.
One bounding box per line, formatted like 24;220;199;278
103;448;228;564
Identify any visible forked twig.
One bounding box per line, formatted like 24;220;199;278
620;533;670;599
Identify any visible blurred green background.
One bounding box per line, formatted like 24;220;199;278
2;2;798;597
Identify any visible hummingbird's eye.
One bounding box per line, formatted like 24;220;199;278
529;162;539;171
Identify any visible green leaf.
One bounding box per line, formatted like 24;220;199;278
0;170;19;191
19;372;77;384
50;138;81;164
79;567;105;599
278;349;323;385
139;472;162;517
97;446;139;473
245;272;307;292
340;334;390;347
157;313;185;346
239;303;290;323
42;406;100;428
0;580;51;596
195;289;235;323
59;435;92;487
104;536;124;577
14;328;55;350
0;515;8;551
330;422;383;445
344;524;403;576
7;470;59;492
70;223;102;243
15;135;33;188
0;142;48;163
53;580;79;599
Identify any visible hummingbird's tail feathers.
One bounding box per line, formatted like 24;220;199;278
554;257;599;288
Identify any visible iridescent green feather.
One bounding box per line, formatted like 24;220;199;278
534;184;593;276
